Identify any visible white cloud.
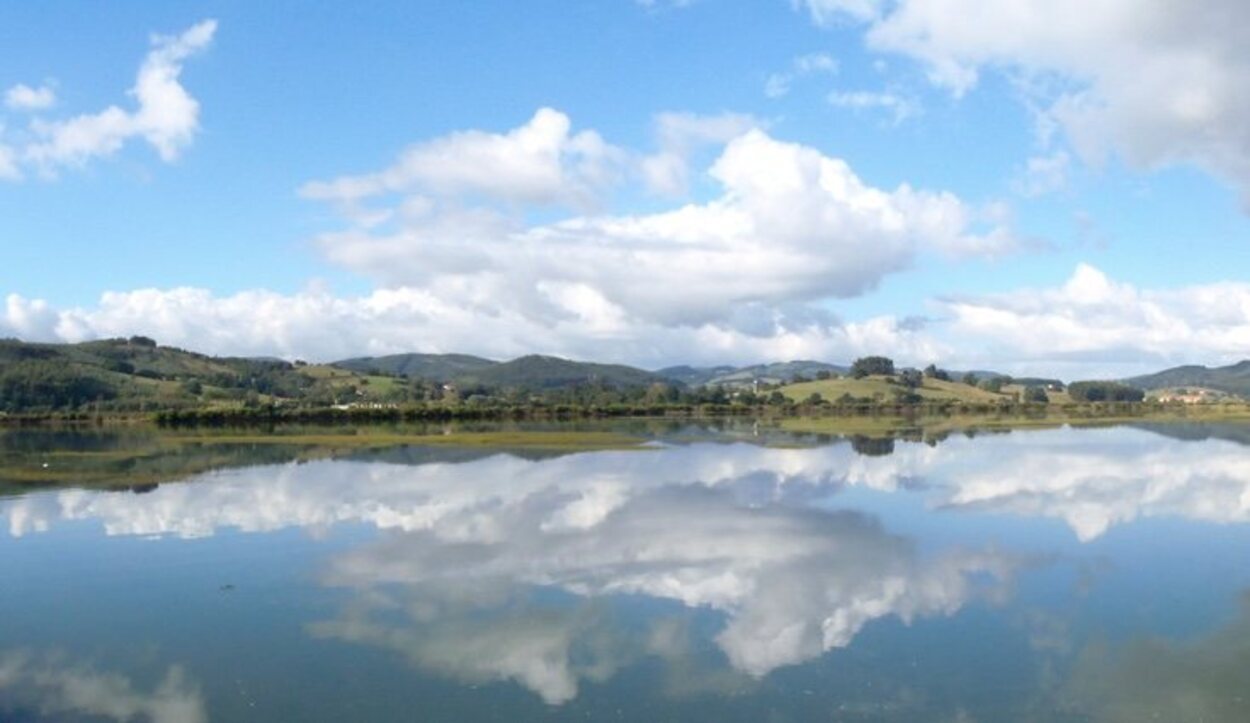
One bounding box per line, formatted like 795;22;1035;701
4;20;215;178
828;89;920;124
298;111;1013;357
805;0;1250;201
12;263;1247;375
4;107;1016;367
764;52;838;99
300;107;623;211
939;264;1250;374
639;111;760;196
0;285;945;370
0;112;1014;366
4;83;56;111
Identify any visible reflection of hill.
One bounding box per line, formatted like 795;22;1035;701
1129;421;1250;447
1065;593;1250;722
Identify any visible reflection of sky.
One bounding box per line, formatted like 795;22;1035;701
0;650;205;723
4;425;1250;711
312;486;1014;698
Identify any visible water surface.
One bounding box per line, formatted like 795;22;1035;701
3;421;1250;721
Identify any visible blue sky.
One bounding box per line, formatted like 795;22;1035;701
2;1;1249;377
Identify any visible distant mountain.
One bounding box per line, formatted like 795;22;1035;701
656;360;848;388
462;355;668;390
335;352;667;391
654;365;738;387
333;353;497;381
1123;360;1250;397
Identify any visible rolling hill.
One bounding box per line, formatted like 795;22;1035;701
0;337;394;412
336;353;671;391
333;353;497;381
459;355;668;390
657;360;848;388
1123;361;1250;398
781;375;1013;404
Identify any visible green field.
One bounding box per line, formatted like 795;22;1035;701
781;375;1012;404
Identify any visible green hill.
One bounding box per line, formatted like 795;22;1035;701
1123;361;1250;398
333;353;497;381
0;337;388;412
462;355;667;391
657;360;848;388
654;365;738;386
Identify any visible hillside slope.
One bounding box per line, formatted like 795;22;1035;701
782;375;1012;404
1123;361;1250;397
333;353;497;381
462;355;668;390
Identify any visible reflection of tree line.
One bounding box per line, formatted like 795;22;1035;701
6;418;1249;498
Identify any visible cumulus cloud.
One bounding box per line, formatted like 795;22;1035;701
0;285;946;367
10;262;1248;373
2;108;1017;366
2;20;215;180
939;264;1250;375
306;113;1015;320
290;110;1015;362
802;0;1250;201
300;107;622;214
4;83;56;111
639;111;760;196
0;650;206;723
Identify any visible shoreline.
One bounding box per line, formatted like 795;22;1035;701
2;400;1249;429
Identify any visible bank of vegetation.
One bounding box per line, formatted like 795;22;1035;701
1;338;1245;427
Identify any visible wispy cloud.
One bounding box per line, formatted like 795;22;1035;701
2;20;215;181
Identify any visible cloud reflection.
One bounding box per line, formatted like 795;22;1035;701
314;484;1013;697
0;650;206;723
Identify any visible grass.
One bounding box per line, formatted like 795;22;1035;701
782;375;1010;403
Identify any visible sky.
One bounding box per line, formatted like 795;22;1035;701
1;0;1249;378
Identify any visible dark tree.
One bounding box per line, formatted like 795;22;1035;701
850;356;895;378
899;369;923;388
1068;381;1145;402
1023;386;1049;403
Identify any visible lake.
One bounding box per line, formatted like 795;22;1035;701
2;420;1249;721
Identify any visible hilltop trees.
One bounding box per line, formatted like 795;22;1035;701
850;356;895;378
1022;386;1049;403
1068;381;1145;402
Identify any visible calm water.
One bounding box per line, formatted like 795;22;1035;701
3;422;1250;721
